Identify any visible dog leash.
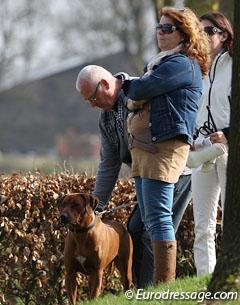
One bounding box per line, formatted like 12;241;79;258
95;201;137;217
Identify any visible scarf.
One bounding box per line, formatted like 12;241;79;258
145;43;183;76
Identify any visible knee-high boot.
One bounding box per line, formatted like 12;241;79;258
151;240;176;285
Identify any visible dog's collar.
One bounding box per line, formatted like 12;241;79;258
67;216;96;234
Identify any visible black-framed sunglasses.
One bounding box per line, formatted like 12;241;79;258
88;82;101;102
156;23;178;34
204;26;223;36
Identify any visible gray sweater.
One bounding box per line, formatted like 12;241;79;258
93;91;131;207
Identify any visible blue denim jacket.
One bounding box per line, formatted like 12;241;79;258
127;53;202;145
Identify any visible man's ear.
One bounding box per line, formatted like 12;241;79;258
100;79;109;90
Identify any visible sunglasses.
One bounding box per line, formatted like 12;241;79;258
204;26;223;36
156;23;178;34
88;82;101;103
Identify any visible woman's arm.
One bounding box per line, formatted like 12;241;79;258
127;56;195;100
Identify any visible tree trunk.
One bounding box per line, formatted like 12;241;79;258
208;0;240;293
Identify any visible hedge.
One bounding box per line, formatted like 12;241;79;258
0;171;222;305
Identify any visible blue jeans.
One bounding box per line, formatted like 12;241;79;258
135;177;175;241
127;205;153;288
172;174;192;230
127;174;191;288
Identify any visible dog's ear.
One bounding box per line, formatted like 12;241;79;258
89;195;99;211
80;193;99;214
57;195;66;210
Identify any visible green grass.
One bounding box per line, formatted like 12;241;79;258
9;274;239;304
79;276;239;305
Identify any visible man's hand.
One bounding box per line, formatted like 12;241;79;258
94;201;106;213
114;72;132;81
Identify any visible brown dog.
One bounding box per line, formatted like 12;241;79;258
59;193;133;304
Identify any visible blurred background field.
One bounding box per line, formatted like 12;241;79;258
0;152;132;177
0;152;99;175
0;0;233;176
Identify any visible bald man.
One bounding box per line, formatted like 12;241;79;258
76;65;192;288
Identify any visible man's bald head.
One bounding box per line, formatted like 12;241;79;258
76;65;122;110
76;65;113;92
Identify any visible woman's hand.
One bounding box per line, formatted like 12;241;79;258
127;98;147;111
209;131;228;144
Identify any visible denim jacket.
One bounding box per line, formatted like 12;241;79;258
127;53;202;145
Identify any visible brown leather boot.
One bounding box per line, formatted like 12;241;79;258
152;240;177;285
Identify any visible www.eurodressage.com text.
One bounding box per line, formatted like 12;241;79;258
124;288;238;302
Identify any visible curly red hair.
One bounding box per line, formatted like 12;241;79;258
160;7;211;76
